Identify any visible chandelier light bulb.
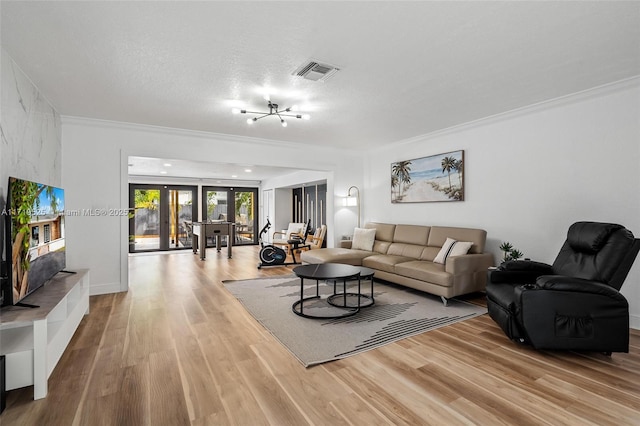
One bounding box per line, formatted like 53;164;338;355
247;118;255;124
281;119;287;127
231;108;241;114
302;114;311;120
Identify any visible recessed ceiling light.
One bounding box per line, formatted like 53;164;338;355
163;163;172;167
231;175;238;178
160;171;167;174
245;169;252;173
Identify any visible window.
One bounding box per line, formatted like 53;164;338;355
31;226;39;247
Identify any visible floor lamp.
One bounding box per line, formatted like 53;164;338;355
347;186;360;228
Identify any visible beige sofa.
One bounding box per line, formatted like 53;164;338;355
300;222;494;305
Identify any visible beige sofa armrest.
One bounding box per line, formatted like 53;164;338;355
340;240;353;249
445;253;494;275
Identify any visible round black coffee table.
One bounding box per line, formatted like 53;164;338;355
292;263;375;319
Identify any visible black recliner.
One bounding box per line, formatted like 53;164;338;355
486;222;640;353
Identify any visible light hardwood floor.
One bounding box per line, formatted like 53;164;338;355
2;245;639;425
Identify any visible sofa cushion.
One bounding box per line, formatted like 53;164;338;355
428;226;487;254
344;238;392;254
300;248;373;266
387;243;427;259
393;224;430;245
372;240;393;254
433;238;474;264
394;261;453;287
420;246;441;262
352;227;376;251
362;254;414;274
365;222;396;242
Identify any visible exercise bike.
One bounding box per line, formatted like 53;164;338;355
257;219;310;269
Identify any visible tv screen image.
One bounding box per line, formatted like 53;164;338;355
5;177;65;305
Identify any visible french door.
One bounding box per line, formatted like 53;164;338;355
202;186;258;245
129;184;197;252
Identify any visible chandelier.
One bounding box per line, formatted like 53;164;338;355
232;100;310;127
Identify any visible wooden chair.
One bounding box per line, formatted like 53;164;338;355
300;224;326;251
272;222;307;251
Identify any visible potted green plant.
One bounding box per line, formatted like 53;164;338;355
499;241;524;263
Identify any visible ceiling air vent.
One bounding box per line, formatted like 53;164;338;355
292;60;340;82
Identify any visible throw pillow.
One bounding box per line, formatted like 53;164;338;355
351;228;376;251
434;238;474;264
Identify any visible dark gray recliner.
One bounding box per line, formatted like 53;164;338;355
486;222;640;353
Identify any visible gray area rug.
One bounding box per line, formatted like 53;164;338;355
223;276;487;367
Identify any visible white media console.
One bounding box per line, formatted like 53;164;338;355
0;269;90;399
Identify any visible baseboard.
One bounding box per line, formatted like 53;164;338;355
90;282;124;296
630;314;640;331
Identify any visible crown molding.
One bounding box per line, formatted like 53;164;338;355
386;75;640;149
60;115;357;155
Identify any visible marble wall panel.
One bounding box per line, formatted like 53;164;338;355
1;47;62;203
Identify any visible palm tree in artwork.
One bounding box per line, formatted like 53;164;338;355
401;171;412;197
453;158;463;188
391;175;399;200
391;161;412;199
441;156;457;190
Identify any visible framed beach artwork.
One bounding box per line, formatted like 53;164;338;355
391;150;464;203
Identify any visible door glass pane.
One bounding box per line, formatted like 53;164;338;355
169;189;194;249
205;190;228;221
133;189;160;250
205;190;228;246
235;191;255;244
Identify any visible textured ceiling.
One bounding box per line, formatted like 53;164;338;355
2;1;639;154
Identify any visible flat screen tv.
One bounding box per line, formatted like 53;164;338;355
2;177;65;306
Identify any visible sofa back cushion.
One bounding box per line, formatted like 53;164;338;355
393;224;431;245
366;222;396;241
388;243;427;259
426;226;487;254
386;224;431;259
360;223;487;260
365;222;396;254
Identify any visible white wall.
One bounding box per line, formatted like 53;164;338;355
61;118;363;294
365;79;640;328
